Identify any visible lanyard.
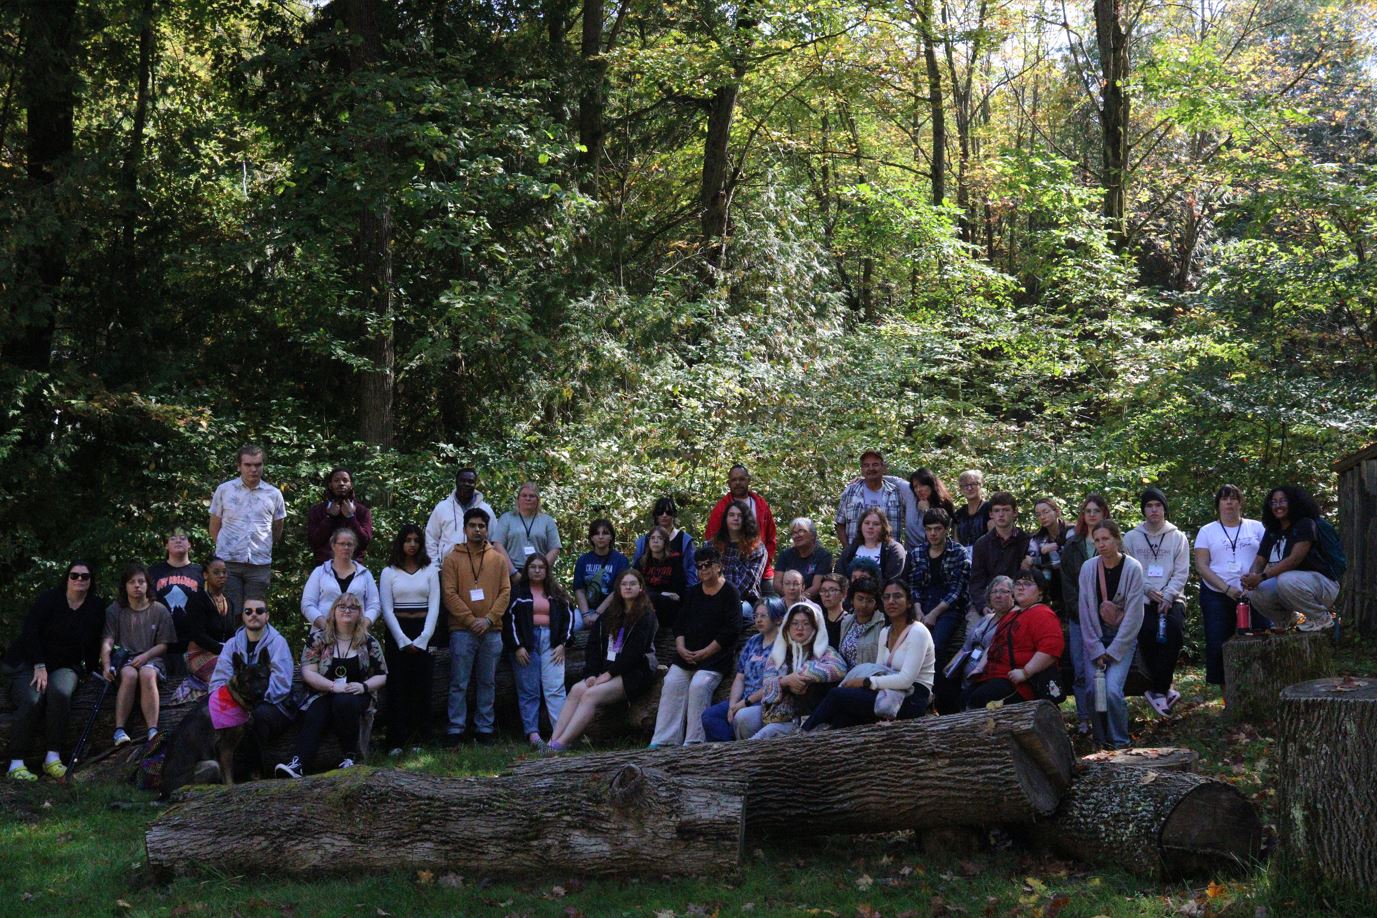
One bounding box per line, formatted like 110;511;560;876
519;513;538;544
466;545;488;583
1144;531;1167;560
1219;521;1242;557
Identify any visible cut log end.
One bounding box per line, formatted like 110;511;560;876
1222;631;1333;724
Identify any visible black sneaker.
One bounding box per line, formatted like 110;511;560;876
275;756;303;779
475;732;498;746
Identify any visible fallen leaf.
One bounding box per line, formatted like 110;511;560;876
654;911;676;918
20;893;35;902
115;900;133;911
376;910;391;917
1023;876;1047;895
563;909;585;918
1045;894;1071;917
548;885;566;899
855;873;874;891
856;905;881;918
415;870;434;886
958;860;981;877
740;905;755;912
1206;881;1227;899
1140;771;1159;785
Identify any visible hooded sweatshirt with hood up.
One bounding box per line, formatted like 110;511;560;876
760;602;846;723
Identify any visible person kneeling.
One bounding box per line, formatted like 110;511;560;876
753;602;846;739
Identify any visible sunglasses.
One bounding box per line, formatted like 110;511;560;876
68;571;92;581
243;607;267;617
695;560;717;569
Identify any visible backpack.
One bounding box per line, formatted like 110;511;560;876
1315;519;1348;583
135;732;170;793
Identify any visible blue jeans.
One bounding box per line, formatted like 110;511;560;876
1200;584;1273;685
447;628;502;735
701;700;764;741
511;626;567;735
1090;650;1134;749
1066;620;1093;723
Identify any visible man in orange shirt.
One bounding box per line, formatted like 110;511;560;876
441;508;511;744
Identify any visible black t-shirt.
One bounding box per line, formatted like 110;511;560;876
147;561;203;640
1259;518;1335;581
776;545;834;587
676;583;741;674
1096;560;1125;605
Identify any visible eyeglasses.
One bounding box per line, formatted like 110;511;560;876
339;604;362;612
68;572;91;581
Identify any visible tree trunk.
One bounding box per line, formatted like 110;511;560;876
1222;631;1332;724
577;0;604;194
1093;0;1129;248
698;2;754;268
1277;676;1377;894
114;0;157;352
543;0;570;122
514;702;1075;835
916;0;944;207
345;0;395;447
146;765;744;879
1029;763;1263;878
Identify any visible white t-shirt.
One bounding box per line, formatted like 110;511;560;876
855;544;882;565
1194;518;1265;591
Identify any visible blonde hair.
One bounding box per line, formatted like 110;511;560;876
323;594;369;648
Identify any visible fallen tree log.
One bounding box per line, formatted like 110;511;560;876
1080;746;1198;772
146;764;743;880
1029;763;1262;878
514;701;1075;834
1222;631;1331;723
1277;676;1377;895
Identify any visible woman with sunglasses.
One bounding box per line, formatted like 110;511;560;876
3;562;105;781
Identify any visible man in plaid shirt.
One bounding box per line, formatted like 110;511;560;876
834;451;910;549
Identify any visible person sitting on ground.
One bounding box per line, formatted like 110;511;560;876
1241;486;1341;633
1123;487;1189;717
637;525;688;628
952;469;993;551
300;529;381;629
178;557;238;703
704;464;779;584
1077;520;1145;751
804;578;935;729
101;563;177;747
835;507;907;584
1194;485;1266;688
306;466;373;563
702;597;784;742
210;598;295;776
773;518;832;601
650;546;740;747
573;518;630;631
817;573;849;647
908;508;971;713
1061;495;1109;735
754;603;847;739
713;501;768;620
4;561;104;781
276;594;387;777
836;576;884;668
968;492;1030;627
1024;498;1070;614
547;569;658;752
963;571;1064;709
378;524;441;755
631;497;698;587
504;553;574;749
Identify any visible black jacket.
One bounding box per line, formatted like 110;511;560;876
183;590;240;654
4;587;106;673
584;611;658;700
503;584;575;653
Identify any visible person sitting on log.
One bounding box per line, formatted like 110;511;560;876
803;577;935;729
504;553;574;750
963;571;1064;709
701;596;784;742
637;525;688;629
907;507;971;713
944;576;1012;699
835;507;908;585
209;598;295;775
4;560;105;781
1240;486;1341;633
773;517;832;602
547;568;658;752
777;569;806;616
101;563;177;747
276;594;387;777
836;576;883;669
753;602;847;739
1123;487;1189;717
817;573;849;647
650;546;741;747
713;501;768;622
631;496;699;589
1077;520;1145;751
572;518;630;632
179;557;238;703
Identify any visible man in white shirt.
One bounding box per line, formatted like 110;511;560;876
425;466;496;561
208;445;287;609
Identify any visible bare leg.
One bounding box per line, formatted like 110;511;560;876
549;681;587;743
114;666;139;729
552;679;626;747
138;666;161;732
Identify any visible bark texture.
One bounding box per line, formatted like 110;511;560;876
1080;746;1199;772
1030;763;1262;878
1222;631;1332;723
515;702;1075;834
146;765;743;879
1277;676;1377;895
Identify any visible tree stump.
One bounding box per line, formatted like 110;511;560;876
1222;631;1332;723
1277;676;1377;896
146;765;743;879
1080;746;1198;772
1029;763;1263;878
515;702;1075;835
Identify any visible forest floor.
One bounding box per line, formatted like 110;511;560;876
3;643;1375;918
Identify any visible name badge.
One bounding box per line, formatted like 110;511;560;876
1147;563;1165;579
469;588;485;602
1225;560;1241;573
606;647;618;661
523;545;536;557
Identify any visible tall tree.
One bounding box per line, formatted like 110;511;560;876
1093;0;1129;247
915;0;945;206
699;1;756;267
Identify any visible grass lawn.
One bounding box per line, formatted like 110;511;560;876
3;641;1374;918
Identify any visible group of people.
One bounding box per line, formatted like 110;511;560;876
3;445;1345;781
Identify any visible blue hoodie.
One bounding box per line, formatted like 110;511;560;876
209;622;296;711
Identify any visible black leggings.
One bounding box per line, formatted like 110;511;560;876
296;693;368;767
1137;601;1185;694
384;617;434;747
963;678;1025;710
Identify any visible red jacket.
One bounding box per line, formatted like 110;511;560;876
978;602;1064;700
704;491;777;578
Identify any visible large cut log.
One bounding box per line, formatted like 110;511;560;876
1222;631;1331;723
514;702;1075;834
146;764;743;880
1029;763;1263;878
1277;676;1377;896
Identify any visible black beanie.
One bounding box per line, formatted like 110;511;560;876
1140;487;1169;517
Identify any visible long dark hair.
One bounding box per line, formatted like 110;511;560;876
520;553;570;604
881;576;918;623
714;500;761;554
1075;494;1110;539
908;468;956;515
601;568;651;638
1261;486;1322;534
387;523;431;570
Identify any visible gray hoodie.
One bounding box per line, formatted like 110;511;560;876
1122;521;1190;604
209;623;295;709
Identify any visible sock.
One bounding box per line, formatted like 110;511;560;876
44;751;60;766
9;759;25;772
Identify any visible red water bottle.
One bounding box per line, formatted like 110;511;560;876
1235;600;1251;633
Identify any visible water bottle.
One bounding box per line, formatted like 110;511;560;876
1094;669;1107;713
1235;600;1251;633
1156;612;1167;644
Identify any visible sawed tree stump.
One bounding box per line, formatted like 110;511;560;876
1030;763;1263;878
1222;631;1332;723
515;701;1075;835
1080;746;1198;772
1277;676;1377;897
146;764;743;879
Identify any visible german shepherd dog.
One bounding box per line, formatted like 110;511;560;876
159;652;272;799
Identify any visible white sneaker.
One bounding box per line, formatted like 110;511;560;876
146;728;159;744
337;757;356;770
275;756;303;778
112;728;131;747
1144;691;1171;717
